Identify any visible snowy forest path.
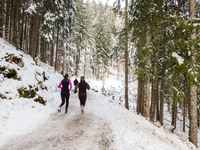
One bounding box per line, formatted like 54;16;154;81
0;92;116;150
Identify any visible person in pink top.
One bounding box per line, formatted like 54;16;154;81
58;74;72;113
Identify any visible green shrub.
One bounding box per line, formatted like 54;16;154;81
17;86;36;98
5;69;17;79
0;66;6;72
34;96;46;105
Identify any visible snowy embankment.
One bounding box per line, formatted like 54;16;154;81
0;38;198;150
0;38;63;146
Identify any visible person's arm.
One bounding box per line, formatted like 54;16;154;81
69;80;72;91
87;83;90;90
58;81;62;89
74;83;79;93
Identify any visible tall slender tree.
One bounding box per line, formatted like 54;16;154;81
0;0;4;37
29;0;40;59
189;0;197;146
124;0;129;110
143;25;150;118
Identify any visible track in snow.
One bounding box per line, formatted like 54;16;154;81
1;92;115;150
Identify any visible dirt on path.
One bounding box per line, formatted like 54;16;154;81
0;93;115;150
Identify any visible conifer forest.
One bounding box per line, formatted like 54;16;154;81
0;0;200;147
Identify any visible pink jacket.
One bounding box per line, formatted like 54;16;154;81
58;79;72;91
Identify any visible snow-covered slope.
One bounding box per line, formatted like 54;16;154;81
0;38;63;145
0;38;198;149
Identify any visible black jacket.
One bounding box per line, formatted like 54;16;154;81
74;79;78;85
75;81;90;95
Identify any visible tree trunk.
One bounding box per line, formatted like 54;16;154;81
35;15;40;58
183;96;186;132
143;82;150;117
24;15;27;49
84;48;86;77
5;0;10;40
40;36;45;63
29;13;40;59
13;0;16;44
9;0;14;42
0;0;4;37
75;52;80;76
18;0;21;47
20;1;24;48
124;0;129;110
183;76;187;132
160;76;164;125
14;0;19;50
189;0;198;146
188;85;191;121
137;80;143;114
118;0;120;10
189;85;197;146
172;93;177;128
62;47;66;74
150;50;159;122
55;27;59;71
50;29;55;67
25;15;30;50
143;25;150;118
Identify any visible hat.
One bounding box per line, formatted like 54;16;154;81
80;76;85;81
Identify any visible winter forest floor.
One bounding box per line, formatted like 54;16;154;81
0;91;198;150
1;92;115;150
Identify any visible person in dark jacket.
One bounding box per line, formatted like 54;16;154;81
74;78;78;86
58;74;72;113
73;78;78;90
74;76;90;114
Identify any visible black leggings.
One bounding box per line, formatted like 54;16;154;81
60;91;70;111
79;95;87;107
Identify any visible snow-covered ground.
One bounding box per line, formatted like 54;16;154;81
0;38;199;149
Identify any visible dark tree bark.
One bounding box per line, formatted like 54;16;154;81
24;15;29;50
14;0;19;49
137;80;143;114
40;36;45;63
160;76;164;125
29;13;40;59
20;0;25;48
5;0;10;40
150;50;159;122
13;0;16;44
50;29;55;67
183;75;187;132
124;0;129;110
55;27;59;71
0;0;4;37
171;95;177;127
9;0;14;42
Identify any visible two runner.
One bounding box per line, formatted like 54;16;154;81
58;75;90;114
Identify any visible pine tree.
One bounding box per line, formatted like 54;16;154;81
40;0;76;70
91;2;112;79
188;0;197;146
74;0;88;76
